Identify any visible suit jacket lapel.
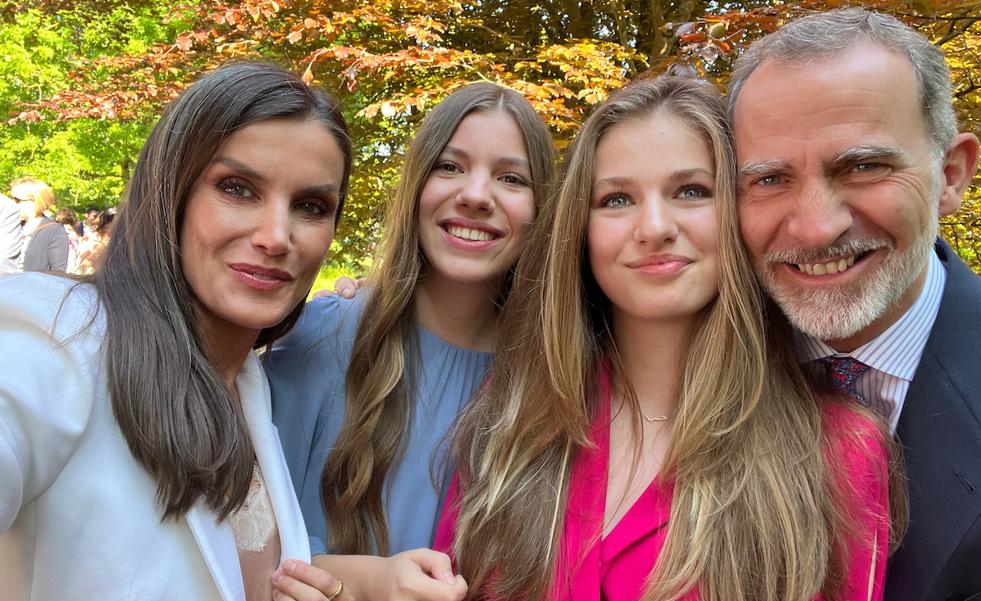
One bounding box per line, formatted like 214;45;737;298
238;353;312;563
182;353;312;601
186;504;245;601
888;241;981;599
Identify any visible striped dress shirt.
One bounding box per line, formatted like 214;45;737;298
795;251;947;433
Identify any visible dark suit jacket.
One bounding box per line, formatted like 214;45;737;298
885;240;981;601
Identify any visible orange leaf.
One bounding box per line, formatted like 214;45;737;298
302;65;314;85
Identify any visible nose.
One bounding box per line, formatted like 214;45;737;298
251;200;291;256
456;170;494;212
634;197;679;246
784;178;853;249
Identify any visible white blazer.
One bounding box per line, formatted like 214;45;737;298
0;273;311;600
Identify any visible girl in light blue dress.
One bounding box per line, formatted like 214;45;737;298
266;82;555;600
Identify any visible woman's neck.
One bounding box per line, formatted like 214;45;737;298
197;315;259;393
610;312;699;418
414;273;500;352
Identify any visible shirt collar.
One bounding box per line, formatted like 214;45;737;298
793;250;946;381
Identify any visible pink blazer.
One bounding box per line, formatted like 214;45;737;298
436;367;890;601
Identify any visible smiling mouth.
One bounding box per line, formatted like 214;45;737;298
444;225;499;242
792;251;870;276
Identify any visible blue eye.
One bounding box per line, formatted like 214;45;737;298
678;185;711;199
602;194;631;208
755;174;781;187
853;162;885;173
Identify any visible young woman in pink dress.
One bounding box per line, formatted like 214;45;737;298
435;76;905;601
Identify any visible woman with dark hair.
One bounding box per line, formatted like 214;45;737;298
0;62;352;601
265;82;555;600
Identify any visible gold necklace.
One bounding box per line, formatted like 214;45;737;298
642;413;671;424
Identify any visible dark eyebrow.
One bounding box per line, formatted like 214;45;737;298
739;159;787;179
828;145;909;171
212;156;265;182
297;183;340;198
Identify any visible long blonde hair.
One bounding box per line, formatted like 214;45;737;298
450;76;902;600
322;82;556;555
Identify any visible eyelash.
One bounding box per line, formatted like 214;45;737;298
434;161;461;174
218;177;254;198
218;178;334;218
433;161;529;186
601;193;631;208
295;199;334;218
678;184;711;199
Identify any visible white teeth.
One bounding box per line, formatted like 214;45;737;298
796;254;859;276
447;226;494;242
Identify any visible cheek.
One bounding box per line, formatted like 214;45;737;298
295;225;335;273
417;178;444;217
738;203;771;259
507;195;537;240
586;219;618;277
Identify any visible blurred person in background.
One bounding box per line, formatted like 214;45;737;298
0;191;22;275
54;208;82;273
77;208;115;274
10;177;69;273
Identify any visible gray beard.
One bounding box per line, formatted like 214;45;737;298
760;220;937;342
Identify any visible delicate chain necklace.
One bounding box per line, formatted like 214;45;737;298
642;413;671;424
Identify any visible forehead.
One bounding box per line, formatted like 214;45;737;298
596;112;711;165
448;110;524;144
732;42;931;166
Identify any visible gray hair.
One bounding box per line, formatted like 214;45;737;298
727;8;956;159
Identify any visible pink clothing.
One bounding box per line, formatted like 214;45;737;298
435;367;890;601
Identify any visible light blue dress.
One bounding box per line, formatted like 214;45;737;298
266;295;491;555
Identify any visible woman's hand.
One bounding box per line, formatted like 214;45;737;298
306;549;467;601
373;548;468;601
271;559;344;601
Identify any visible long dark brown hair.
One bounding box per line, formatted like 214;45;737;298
322;82;556;555
97;62;352;520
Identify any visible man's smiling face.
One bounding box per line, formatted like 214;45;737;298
734;41;946;350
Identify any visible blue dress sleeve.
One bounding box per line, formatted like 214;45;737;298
265;295;360;555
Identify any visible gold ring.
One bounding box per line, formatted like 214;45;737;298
326;578;344;601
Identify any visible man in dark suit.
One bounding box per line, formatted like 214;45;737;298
728;9;981;600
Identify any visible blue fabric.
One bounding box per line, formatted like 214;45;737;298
266;295;491;556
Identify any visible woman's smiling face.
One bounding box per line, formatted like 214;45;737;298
416;110;537;289
180;117;345;342
588;111;720;326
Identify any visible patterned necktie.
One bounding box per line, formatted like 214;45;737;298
816;356;893;421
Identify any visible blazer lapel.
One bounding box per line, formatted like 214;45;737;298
238;353;312;563
887;242;981;599
186;503;245;601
